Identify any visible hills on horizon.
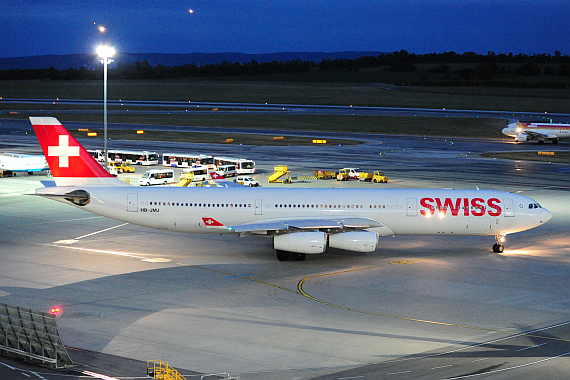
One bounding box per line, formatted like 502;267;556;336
0;51;385;71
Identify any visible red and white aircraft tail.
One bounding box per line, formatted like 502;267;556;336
30;117;128;187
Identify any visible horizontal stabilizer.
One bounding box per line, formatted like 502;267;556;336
40;180;57;187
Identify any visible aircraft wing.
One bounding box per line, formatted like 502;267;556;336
523;130;558;140
228;217;386;235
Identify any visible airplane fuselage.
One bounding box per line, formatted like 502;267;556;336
38;186;550;238
0;153;49;173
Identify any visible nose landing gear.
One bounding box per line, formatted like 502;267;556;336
493;235;505;253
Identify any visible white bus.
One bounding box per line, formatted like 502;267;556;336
213;156;255;174
162;153;215;170
93;150;159;166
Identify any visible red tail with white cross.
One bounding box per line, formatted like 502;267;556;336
30;117;121;187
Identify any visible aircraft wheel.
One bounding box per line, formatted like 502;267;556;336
492;243;504;253
553;139;559;144
276;250;289;261
294;252;306;261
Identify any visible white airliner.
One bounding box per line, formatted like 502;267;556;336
502;121;570;144
30;117;552;261
0;152;49;175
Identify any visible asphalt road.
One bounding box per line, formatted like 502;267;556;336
0;118;569;380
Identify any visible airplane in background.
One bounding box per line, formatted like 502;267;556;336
30;117;552;261
0;152;49;176
502;121;570;144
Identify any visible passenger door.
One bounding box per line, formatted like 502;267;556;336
127;193;138;212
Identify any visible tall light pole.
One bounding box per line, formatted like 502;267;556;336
96;45;115;170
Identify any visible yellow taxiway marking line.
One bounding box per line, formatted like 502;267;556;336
174;263;570;343
297;266;570;342
178;264;300;295
296;266;506;331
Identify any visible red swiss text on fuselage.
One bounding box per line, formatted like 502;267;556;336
420;197;502;217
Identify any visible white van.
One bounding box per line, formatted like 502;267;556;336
138;169;174;186
216;164;237;177
235;175;260;187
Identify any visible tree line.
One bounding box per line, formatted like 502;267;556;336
1;50;570;85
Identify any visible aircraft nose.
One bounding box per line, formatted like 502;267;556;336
543;208;553;223
502;127;509;134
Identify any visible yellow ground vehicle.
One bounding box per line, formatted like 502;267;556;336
314;170;336;180
358;171;388;183
336;168;360;181
372;171;388;183
108;161;135;174
268;165;291;183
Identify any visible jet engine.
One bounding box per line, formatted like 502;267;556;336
273;232;326;254
328;231;378;252
63;189;90;206
516;133;530;142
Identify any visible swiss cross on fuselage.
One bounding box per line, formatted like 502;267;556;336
47;135;80;168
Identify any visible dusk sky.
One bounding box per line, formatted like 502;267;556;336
2;0;569;58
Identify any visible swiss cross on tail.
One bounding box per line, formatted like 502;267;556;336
30;117;117;187
48;135;79;167
202;217;225;228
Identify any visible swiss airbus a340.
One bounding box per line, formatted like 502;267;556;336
31;117;551;261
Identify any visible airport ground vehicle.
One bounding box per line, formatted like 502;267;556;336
214;157;255;174
216;165;237;177
108;161;135;174
93;149;159;165
180;167;209;182
336;168;360;181
235;176;260;187
163;153;215;170
268;165;291;183
372;171;388;183
138;169;174;186
314;170;336;180
30;117;553;261
359;171;388;183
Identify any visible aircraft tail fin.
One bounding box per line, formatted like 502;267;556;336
30;117;128;187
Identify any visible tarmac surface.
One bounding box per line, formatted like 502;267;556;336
0;118;569;380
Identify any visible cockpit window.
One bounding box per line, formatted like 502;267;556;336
528;203;541;209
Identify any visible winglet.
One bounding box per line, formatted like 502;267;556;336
30;117;127;187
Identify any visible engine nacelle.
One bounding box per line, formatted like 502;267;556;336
328;231;379;252
273;232;327;254
516;133;530;142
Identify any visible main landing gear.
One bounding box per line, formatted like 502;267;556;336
276;250;306;261
493;234;505;253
